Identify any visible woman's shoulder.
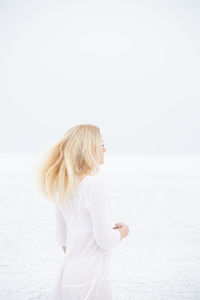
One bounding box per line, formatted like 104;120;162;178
84;175;108;193
85;175;105;187
85;175;104;184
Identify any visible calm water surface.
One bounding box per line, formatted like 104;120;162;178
0;154;200;300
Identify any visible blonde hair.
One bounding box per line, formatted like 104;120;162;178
36;124;102;206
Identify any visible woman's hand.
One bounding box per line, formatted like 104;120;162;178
113;222;129;240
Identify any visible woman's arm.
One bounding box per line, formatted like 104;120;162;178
54;201;67;252
87;179;122;250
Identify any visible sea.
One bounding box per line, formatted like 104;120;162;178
0;153;200;300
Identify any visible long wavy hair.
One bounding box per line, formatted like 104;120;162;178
36;124;102;206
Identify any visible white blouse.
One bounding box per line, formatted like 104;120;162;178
52;175;122;300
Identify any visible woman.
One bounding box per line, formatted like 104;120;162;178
36;124;129;300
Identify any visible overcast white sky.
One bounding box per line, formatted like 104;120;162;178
0;0;200;154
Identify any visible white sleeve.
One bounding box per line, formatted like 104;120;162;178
54;201;67;247
87;179;121;250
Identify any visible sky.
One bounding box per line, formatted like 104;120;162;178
0;0;200;154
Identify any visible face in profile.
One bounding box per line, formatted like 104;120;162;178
99;136;106;164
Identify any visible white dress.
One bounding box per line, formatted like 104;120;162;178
52;175;122;300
